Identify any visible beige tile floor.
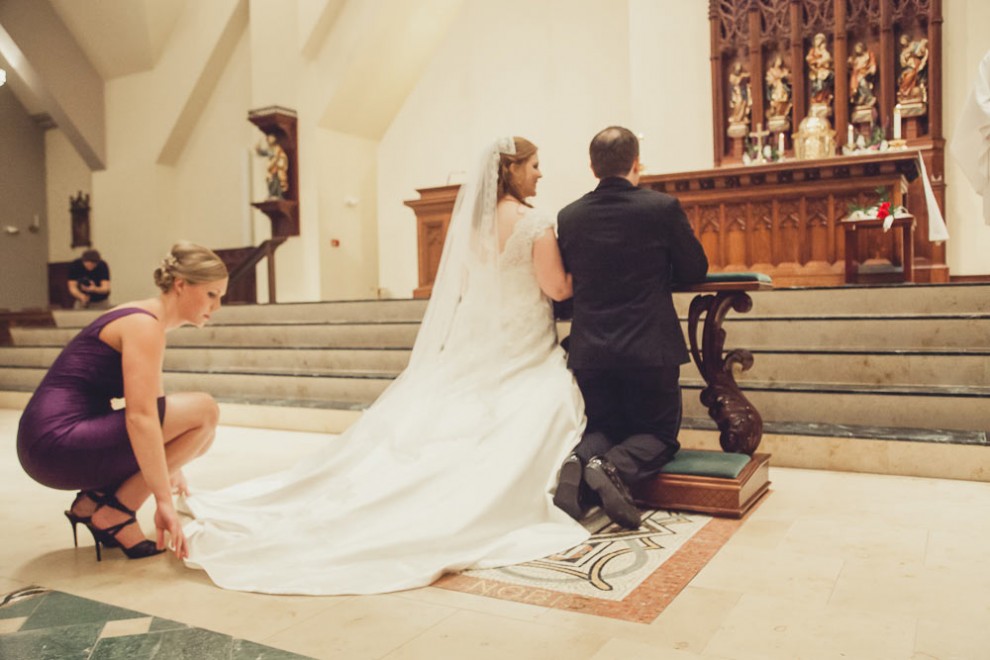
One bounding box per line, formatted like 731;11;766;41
3;407;990;660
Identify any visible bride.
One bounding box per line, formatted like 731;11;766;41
183;136;591;595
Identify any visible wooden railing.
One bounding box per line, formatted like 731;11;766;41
217;237;288;305
0;309;54;346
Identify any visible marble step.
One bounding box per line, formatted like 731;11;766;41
691;315;989;350
164;371;391;406
24;314;989;353
0;345;409;376
680;381;990;434
51;299;431;328
556;315;990;350
164;347;409;376
49;284;990;330
0;367;392;408
736;349;990;387
9;322;422;349
4;364;985;434
673;282;990;316
1;345;984;388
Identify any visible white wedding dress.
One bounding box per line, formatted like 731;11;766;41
183;140;589;595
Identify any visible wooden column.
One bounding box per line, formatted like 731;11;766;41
710;1;725;167
748;6;764;133
929;0;944;142
878;1;895;138
926;0;947;278
789;0;805;129
833;0;849;138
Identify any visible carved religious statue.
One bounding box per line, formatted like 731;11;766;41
69;191;91;248
726;61;752;138
765;54;792;132
897;35;929;116
805;32;834;116
848;41;878;124
255;133;290;199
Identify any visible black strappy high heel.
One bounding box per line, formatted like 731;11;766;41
64;490;118;548
86;494;164;561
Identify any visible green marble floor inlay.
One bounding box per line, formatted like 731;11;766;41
0;587;314;660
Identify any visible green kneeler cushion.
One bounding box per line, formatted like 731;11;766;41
701;272;773;284
659;450;752;479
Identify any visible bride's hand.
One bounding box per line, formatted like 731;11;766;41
170;469;189;497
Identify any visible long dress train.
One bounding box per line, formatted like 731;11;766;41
183;201;589;595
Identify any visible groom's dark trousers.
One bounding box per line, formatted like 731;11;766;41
557;176;708;489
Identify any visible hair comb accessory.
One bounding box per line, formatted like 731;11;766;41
161;254;179;271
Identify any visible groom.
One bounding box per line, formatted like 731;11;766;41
554;126;708;529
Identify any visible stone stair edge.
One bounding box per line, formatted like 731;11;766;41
680;416;989;446
681;379;990;398
3;364;985;398
2;345;986;357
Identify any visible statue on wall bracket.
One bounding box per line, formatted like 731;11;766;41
255;133;290;199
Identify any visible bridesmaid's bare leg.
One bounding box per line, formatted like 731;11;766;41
90;392;219;547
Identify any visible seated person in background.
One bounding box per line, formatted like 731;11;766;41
68;249;111;309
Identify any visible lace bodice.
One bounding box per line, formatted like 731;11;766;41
498;208;558;368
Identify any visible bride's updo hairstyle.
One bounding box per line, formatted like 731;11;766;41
154;241;228;293
497;137;537;207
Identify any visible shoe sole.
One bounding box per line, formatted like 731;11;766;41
553;459;585;520
585;466;641;530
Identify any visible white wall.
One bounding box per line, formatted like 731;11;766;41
0;85;47;309
174;32;254;253
45;128;91;263
942;0;990;276
628;0;713;175
312;129;380;299
377;0;633;298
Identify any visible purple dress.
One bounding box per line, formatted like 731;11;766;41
17;308;166;491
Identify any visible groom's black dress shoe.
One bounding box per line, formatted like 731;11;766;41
553;454;586;521
584;456;641;530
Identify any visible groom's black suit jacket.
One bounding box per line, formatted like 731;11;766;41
557;176;709;370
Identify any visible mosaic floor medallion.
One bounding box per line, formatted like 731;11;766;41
436;507;747;623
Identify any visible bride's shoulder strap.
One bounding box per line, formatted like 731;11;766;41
522;207;555;242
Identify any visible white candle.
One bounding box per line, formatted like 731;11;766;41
778;132;785;154
848;124;855;147
893;105;902;140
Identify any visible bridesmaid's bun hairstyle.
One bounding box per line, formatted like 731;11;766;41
497;137;537;208
154;241;228;293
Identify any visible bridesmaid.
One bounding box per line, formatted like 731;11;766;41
17;241;228;561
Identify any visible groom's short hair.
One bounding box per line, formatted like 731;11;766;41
590;126;639;179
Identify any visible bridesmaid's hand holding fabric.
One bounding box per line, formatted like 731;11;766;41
155;501;188;559
170;470;189;497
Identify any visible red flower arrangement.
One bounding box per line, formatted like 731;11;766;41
875;201;892;221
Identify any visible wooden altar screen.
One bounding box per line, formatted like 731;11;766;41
640;150;942;286
708;0;947;282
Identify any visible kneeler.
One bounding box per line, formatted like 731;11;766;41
633;450;770;519
633;272;775;518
